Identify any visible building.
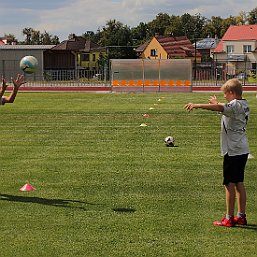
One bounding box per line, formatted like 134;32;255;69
0;36;17;45
213;25;257;77
44;35;106;79
195;37;219;62
136;34;201;62
0;44;54;80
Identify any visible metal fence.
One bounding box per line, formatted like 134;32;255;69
193;59;257;87
1;58;256;89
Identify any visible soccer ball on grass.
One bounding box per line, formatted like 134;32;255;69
164;136;175;147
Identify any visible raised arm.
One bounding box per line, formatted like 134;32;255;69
184;102;224;112
0;77;8;99
184;95;224;112
2;74;26;104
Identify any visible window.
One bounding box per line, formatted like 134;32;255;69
226;45;234;53
92;54;96;61
81;53;89;61
243;45;252;53
150;49;158;57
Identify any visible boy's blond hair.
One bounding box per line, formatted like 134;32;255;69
221;78;242;96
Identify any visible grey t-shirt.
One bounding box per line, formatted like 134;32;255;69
221;99;250;156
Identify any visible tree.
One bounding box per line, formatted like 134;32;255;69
82;30;100;43
22;27;33;44
165;15;183;36
248;7;257;24
97;19;136;59
4;34;17;44
236;11;248;25
148;13;171;35
31;30;41;44
51;35;60;45
98;19;133;46
131;22;151;45
202;16;224;39
40;31;52;44
21;28;59;45
180;13;206;40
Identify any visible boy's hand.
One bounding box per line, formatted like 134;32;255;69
184;103;195;112
2;76;8;90
208;95;218;104
12;74;26;88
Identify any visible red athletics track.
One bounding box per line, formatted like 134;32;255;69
17;85;257;92
192;85;256;92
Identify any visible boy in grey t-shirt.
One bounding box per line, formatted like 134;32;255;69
184;78;249;227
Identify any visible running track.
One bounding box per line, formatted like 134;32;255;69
18;85;257;92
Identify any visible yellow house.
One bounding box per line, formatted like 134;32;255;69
136;34;201;62
78;40;106;70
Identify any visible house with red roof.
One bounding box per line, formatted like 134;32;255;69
0;36;17;45
136;34;201;62
213;25;257;76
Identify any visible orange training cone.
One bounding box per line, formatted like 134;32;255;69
19;183;36;192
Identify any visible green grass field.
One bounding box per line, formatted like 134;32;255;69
1;92;256;257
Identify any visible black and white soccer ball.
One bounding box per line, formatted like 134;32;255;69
164;136;175;147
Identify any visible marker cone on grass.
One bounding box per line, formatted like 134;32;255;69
19;183;36;192
248;154;254;159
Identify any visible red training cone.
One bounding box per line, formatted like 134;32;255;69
19;183;36;192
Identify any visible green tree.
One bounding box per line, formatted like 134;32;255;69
22;28;59;45
180;13;205;40
148;12;171;35
165;15;183;36
202;16;224;39
22;27;33;44
40;31;51;44
97;19;135;59
51;35;60;45
248;7;257;24
31;30;41;44
236;11;248;25
98;19;124;46
4;34;17;44
131;22;151;45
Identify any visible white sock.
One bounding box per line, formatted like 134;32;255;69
237;212;245;218
226;214;232;220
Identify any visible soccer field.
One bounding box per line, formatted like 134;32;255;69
1;92;256;257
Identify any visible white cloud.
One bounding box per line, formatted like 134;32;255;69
0;0;256;41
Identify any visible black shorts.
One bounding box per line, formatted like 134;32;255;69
223;153;248;185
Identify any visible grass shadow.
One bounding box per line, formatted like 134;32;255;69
236;224;257;231
0;193;98;210
112;207;136;213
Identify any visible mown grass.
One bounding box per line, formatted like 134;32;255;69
0;91;256;257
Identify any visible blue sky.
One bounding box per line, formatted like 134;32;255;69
0;0;256;42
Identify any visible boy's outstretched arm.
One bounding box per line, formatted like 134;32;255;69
184;102;224;112
3;74;26;104
0;77;8;98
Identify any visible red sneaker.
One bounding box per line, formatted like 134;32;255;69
213;216;235;227
234;215;247;225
